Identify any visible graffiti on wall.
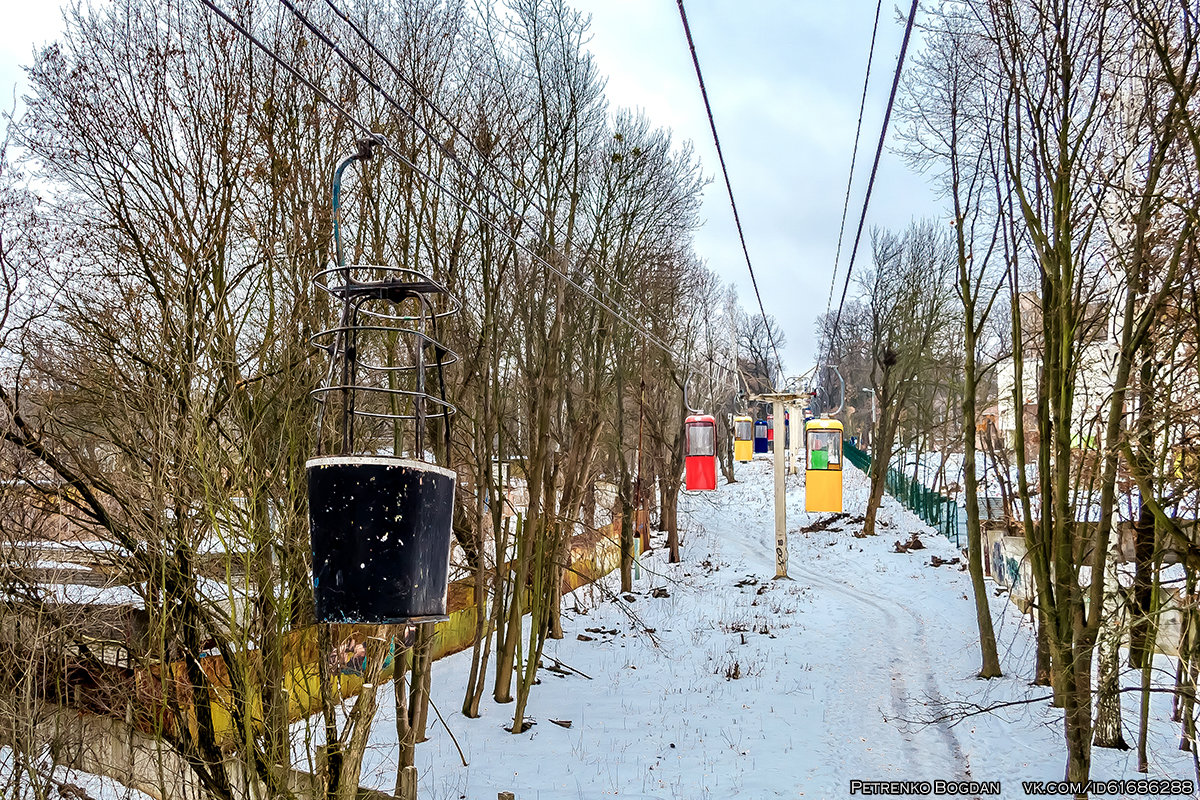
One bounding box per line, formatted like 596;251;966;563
991;540;1022;588
985;532;1034;609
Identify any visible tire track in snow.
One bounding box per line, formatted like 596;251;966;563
789;561;969;787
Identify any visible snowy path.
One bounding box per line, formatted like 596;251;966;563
792;560;968;789
294;457;1197;799
694;461;972;795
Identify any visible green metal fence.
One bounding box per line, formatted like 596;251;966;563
842;441;962;548
843;441;871;472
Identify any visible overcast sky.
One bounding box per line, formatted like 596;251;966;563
0;1;945;374
572;1;945;374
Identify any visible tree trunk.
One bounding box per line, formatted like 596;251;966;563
335;634;393;800
1130;354;1156;669
393;637;412;798
862;397;896;538
1179;601;1198;752
663;485;680;563
719;417;737;484
1034;604;1053;689
616;368;634;592
1093;555;1129;750
409;623;434;745
1061;647;1095;790
494;515;527;704
462;413;492;717
1138;534;1162;773
317;623;342;800
962;314;1002;678
862;457;889;539
1129;497;1156;668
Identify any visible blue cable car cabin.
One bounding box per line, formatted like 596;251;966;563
753;419;769;454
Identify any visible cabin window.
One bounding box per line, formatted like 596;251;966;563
807;430;842;469
687;423;716;457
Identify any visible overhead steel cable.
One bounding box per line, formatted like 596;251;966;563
199;0;734;380
313;0;663;324
675;0;785;389
827;0;920;359
824;0;885;325
814;0;886;405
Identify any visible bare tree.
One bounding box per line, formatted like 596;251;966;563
858;222;956;539
899;3;1008;678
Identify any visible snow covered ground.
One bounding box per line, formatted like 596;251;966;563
311;458;1198;799
0;746;152;800
10;458;1195;799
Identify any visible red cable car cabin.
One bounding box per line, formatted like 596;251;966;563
684;414;718;491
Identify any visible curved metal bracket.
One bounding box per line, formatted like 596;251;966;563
317;134;459;459
827;365;846;416
682;372;703;415
332;134;388;268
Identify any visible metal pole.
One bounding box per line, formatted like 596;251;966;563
327;137;381;455
827;365;846;416
415;295;429;458
773;399;788;579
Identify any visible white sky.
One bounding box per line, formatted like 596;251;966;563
0;1;945;373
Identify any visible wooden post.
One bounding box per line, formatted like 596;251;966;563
773;400;788;578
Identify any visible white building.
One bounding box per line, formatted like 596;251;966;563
996;293;1119;450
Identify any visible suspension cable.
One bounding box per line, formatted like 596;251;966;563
824;0;885;325
200;0;738;382
827;0;920;347
676;0;785;389
314;0;660;322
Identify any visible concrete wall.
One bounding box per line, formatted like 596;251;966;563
6;703;395;800
981;522;1186;655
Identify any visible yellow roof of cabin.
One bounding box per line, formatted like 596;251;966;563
805;418;844;432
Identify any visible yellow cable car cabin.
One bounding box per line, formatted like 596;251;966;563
805;417;843;513
733;415;754;462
